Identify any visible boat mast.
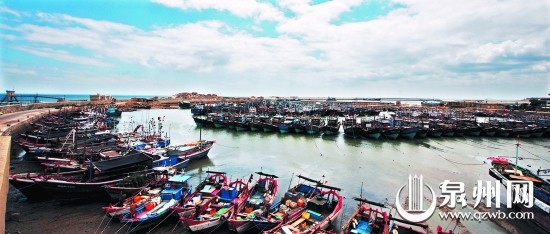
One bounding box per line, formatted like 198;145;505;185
515;135;520;175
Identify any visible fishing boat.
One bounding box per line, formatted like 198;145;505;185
279;117;295;134
305;117;322;135
262;175;322;233
227;172;279;233
31;151;154;200
270;183;342;234
360;120;383;140
106;107;122;117
321;117;340;135
119;173;193;232
250;116;269;132
102;187;162;218
341;197;389;234
8;172;75;201
193;115;208;127
487;141;550;232
179;100;192;109
342;116;361;139
236;115;252;131
263;116;282;133
213;114;229;128
191;104;206;115
294;117;309;133
103;167;176;201
415;128;428;139
179;173;250;233
342;197;429;234
165;140;215;162
170;170;228;217
399;126;418;140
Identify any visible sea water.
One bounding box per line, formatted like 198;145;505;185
115;109;550;233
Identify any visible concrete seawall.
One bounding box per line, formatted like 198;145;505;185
0;137;9;233
0;108;62;233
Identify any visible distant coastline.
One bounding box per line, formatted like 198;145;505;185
0;93;166;103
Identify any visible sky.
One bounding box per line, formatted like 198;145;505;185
1;0;549;99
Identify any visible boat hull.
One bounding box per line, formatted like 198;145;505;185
9;175;51;201
35;178;122;200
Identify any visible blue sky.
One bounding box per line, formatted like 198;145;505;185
1;0;548;99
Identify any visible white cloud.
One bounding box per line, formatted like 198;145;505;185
0;6;21;17
3;0;549;98
532;62;550;72
15;46;112;67
2;64;37;76
151;0;285;22
453;40;542;64
0;34;16;40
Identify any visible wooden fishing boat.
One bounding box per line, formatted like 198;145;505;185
305;117;322;135
272;184;342;234
342;197;429;234
488;155;550;232
119;173;193;232
32;151;154;200
165;140;215;162
262;175;322;233
341;197;389;234
103;167;175;201
342;116;361;139
321;117;340;135
227;172;279;233
170;170;229;215
102;188;162;218
179;176;250;233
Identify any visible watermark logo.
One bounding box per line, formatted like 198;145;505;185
395;175;437;222
396;175;535;223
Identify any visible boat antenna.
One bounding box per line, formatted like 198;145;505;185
360;181;363;199
515;135;520;175
288;172;294;190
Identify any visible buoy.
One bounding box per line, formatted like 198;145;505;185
290;201;297;209
133;196;142;203
145;202;155;211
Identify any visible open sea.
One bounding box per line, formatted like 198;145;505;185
7;108;550;234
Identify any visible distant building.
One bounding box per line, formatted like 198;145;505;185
90;93;113;101
130;97;153;102
528;97;550;110
446;100;530;109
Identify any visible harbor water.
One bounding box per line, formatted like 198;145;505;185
7;108;550;233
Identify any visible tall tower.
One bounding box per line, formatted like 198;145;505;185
0;90;19;105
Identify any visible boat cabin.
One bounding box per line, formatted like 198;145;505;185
162;174;191;201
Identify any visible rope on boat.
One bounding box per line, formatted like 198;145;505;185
168;221;180;234
205;216;227;234
145;204;180;234
452;139;492;150
431;140;454;149
436;154;485;166
314;142;323;156
100;214;115;234
12;181;40;191
215;143;239;148
520;146;550;162
464;138;501;150
113;221;129;234
94;212;108;234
